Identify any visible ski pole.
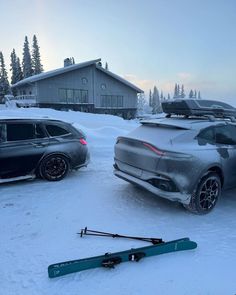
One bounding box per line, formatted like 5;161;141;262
79;227;164;245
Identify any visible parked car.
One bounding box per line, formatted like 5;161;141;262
0;118;89;183
114;99;236;214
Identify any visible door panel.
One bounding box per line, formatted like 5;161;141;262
0;123;49;178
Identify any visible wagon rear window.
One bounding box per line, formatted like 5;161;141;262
45;125;70;137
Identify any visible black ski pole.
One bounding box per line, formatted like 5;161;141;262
79;227;164;245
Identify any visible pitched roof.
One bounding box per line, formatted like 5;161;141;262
96;65;143;93
12;59;101;88
12;59;144;93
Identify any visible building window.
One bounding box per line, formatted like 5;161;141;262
59;88;88;104
101;83;106;90
67;89;74;103
101;95;124;108
74;90;80;103
82;77;88;85
59;89;67;102
81;90;88;103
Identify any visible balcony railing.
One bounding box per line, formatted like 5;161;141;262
5;95;37;107
14;95;36;101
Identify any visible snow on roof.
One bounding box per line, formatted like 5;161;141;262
12;58;144;93
12;59;101;88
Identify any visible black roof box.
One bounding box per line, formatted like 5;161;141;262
162;99;236;118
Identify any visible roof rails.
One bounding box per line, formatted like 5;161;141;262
162;99;236;122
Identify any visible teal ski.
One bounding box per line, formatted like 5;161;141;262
48;237;197;278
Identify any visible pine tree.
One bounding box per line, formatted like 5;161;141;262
160;91;164;101
173;83;180;99
15;57;23;82
173;83;178;98
22;36;33;78
0;51;10;102
32;35;43;75
194;90;197;98
198;91;201;99
137;93;147;115
167;93;171;100
105;62;109;70
149;89;152;107
180;85;185;98
10;49;18;85
189;89;194;98
152;86;161;114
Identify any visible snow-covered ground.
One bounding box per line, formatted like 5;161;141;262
0;106;236;295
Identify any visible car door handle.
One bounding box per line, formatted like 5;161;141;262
31;142;48;148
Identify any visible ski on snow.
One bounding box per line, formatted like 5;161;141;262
48;237;197;278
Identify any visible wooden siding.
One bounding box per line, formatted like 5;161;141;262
37;66;94;104
94;68;137;108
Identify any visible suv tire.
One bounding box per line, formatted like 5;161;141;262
40;154;69;181
184;172;221;214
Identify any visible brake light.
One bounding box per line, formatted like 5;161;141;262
79;138;87;145
143;142;165;156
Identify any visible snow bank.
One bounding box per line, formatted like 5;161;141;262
0;107;236;295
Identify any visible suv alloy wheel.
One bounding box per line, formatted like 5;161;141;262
184;172;221;214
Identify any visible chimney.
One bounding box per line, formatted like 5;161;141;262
64;58;72;67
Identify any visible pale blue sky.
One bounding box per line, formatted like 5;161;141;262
1;0;236;104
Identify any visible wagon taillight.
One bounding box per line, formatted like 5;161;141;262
79;138;87;145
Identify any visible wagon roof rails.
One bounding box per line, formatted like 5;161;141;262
162;99;236;122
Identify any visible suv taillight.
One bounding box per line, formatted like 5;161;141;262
143;142;165;156
79;138;87;145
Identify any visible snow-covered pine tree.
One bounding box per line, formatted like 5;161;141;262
167;93;171;100
22;36;33;78
137;93;147;115
149;89;152;107
160;91;163;101
105;62;109;70
180;85;185;98
193;90;197;98
173;83;180;99
0;51;10;102
152;86;161;114
177;84;180;97
159;91;164;112
189;89;194;98
32;35;43;75
197;91;201;99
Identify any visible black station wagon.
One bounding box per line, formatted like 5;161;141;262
0;118;89;183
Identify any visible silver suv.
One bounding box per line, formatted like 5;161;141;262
114;99;236;214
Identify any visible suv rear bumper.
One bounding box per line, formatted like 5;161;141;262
114;169;191;205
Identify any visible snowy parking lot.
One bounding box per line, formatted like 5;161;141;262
1;107;236;295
